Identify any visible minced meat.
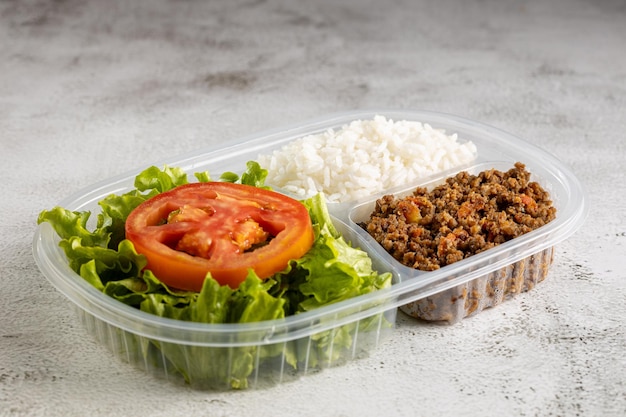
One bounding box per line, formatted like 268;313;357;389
362;162;556;271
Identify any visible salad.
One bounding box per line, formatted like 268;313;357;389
37;161;393;389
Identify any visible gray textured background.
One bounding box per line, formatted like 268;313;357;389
1;0;625;416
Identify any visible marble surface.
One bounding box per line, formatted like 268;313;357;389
1;0;625;416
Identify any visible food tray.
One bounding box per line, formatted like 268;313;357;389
348;159;564;324
33;110;587;390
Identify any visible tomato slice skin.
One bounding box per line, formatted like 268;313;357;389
125;182;315;291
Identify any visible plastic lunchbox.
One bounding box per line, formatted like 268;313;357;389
33;110;587;390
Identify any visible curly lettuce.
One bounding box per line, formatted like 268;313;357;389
37;162;392;389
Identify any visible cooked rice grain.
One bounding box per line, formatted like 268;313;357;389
258;115;477;203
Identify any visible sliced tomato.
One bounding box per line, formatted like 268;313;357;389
125;182;315;291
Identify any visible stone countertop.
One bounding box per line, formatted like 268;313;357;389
1;0;624;416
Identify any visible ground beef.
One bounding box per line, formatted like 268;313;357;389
362;162;556;271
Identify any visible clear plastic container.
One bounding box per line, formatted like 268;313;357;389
33;110;587;390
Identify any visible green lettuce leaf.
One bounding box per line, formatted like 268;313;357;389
220;161;269;188
37;207;111;247
193;171;212;183
134;165;189;194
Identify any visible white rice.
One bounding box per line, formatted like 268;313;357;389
258;115;478;203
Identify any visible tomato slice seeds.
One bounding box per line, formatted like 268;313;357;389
125;182;315;291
